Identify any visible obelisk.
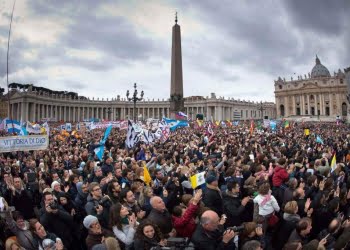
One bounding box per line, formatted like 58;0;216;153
170;12;185;119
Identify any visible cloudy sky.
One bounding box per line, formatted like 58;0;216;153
0;0;349;102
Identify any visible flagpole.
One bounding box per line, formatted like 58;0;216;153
6;0;17;134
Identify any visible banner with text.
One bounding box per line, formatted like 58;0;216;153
0;135;49;153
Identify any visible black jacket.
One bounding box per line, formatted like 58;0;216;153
202;186;223;216
147;209;173;236
191;224;234;250
222;192;245;227
39;209;75;249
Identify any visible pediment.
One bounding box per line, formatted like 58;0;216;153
299;82;319;90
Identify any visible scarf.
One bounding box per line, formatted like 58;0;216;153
121;216;129;225
260;194;271;207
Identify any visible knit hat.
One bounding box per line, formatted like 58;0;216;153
205;175;217;184
51;181;60;190
83;215;98;229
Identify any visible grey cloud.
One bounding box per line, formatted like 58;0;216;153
177;0;349;80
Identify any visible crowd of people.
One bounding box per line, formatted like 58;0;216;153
1;120;350;250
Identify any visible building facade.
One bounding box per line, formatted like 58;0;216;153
275;56;349;120
6;83;275;122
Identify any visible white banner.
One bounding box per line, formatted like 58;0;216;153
0;135;49;153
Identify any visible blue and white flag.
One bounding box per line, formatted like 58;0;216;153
101;125;112;144
94;145;104;161
94;125;113;161
316;135;324;144
65;123;72;132
163;118;189;131
270;120;277;131
20;126;28;136
6;120;21;134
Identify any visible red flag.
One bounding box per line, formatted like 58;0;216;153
250;120;254;136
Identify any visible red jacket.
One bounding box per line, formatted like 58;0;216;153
172;203;198;238
272;166;289;187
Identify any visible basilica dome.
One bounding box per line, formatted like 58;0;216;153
311;56;331;78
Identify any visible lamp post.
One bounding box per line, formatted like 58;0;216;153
126;83;144;121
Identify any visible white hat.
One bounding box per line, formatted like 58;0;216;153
83;215;98;229
51;181;60;190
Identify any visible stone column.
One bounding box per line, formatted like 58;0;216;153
329;94;333;116
336;93;341;116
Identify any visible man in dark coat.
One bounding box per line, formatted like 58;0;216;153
7;176;35;220
40;192;77;249
147;196;175;237
202;175;223;216
191;210;236;250
223;181;250;227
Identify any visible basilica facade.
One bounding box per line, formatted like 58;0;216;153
275;56;349;121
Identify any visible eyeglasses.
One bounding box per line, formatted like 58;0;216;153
93;187;101;192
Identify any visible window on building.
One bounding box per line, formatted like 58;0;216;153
296;108;301;116
280;105;285;117
326;107;330;116
342;102;347;116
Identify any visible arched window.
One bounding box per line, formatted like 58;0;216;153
342;102;347;116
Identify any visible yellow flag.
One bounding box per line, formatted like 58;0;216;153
143;165;152;186
304;128;310;136
190;172;206;189
331;154;337;172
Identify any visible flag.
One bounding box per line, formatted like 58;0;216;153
6;119;21;134
20;126;28;136
175;111;187;120
101;125;112;144
143;164;152;186
316;135;324;144
270;120;277;131
284;120;290;129
126;120;139;148
207;123;214;135
250;120;254;136
331;154;337;172
43;122;50;136
190;172;206;189
163;118;189;131
0;118;6;130
65;123;72;131
94;145;104;161
76;123;81;131
304;128;310;136
196;119;204;127
94;125;112;160
263;119;270;128
226;120;232;127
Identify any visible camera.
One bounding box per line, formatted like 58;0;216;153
165;237;193;249
95;196;111;209
49;200;58;210
227;225;245;233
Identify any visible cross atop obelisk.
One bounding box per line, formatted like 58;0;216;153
170;12;184;118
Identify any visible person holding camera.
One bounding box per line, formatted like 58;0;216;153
191;210;236;250
28;219;64;250
39;191;76;249
85;182;112;229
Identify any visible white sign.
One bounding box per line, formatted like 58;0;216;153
0;135;49;153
